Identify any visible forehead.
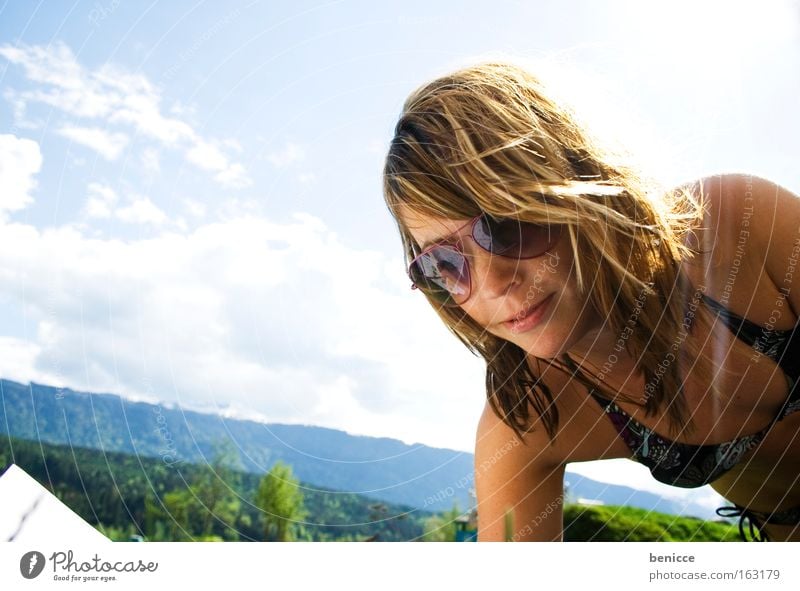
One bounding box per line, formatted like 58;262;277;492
397;205;473;247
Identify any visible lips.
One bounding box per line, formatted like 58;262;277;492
503;294;553;333
506;296;548;323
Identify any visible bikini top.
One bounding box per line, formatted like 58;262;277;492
588;293;800;489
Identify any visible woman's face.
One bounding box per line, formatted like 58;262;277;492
400;206;602;359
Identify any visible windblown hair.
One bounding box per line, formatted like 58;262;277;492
383;61;717;443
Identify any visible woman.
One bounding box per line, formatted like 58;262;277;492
382;61;800;541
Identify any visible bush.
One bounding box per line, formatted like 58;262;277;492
563;505;740;542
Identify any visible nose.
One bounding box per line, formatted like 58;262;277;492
466;241;523;301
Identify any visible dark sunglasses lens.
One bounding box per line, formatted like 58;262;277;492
409;247;470;305
473;216;559;257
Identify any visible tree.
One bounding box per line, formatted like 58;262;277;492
421;502;462;542
192;442;243;540
143;441;244;541
254;461;308;541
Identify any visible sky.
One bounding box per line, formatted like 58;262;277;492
1;0;798;511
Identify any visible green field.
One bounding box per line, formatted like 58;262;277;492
1;435;741;541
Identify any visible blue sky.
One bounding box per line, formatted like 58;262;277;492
1;0;798;511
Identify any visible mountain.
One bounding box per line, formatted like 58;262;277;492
0;378;718;518
0;378;474;511
0;436;429;542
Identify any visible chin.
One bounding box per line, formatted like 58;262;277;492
499;326;557;357
519;337;569;360
511;317;587;360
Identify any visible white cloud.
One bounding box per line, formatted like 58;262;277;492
115;196;168;226
58;125;129;160
0;134;42;219
0;43;116;119
185;140;228;171
83;183;169;227
0;336;54;387
222;138;243;153
186;140;250;189
0;42;250;187
84;182;118;219
297;172;316;184
109;90;195;146
0;213;484;452
3;89;40;129
213;162;250;189
140;148;160;173
265;142;305;168
183;198;207;218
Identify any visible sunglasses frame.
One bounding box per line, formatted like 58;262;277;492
408;213;561;307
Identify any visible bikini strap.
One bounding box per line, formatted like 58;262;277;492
715;505;770;542
559;353;615;405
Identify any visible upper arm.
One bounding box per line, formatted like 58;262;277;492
474;400;565;541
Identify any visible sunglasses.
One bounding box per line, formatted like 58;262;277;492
408;214;561;306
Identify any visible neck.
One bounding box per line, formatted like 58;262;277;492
564;319;640;387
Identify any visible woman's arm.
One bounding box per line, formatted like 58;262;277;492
474;400;565;541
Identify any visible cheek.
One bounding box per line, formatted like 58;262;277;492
542;242;579;294
458;300;495;328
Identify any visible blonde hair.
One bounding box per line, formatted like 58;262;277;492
383;61;715;442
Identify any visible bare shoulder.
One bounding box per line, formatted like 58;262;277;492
676;173;798;259
673;173;757;264
675;173;800;323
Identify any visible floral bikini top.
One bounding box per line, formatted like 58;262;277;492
588;293;800;489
